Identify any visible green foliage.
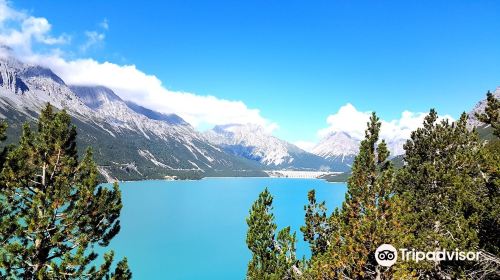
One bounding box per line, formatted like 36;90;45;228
0;105;266;182
301;189;330;257
0;121;7;142
318;172;351;182
476;92;500;263
396;110;488;278
246;188;276;279
111;256;133;280
303;113;413;279
479;140;500;256
476;91;500;137
275;227;298;279
246;188;299;280
0;104;131;279
247;94;500;279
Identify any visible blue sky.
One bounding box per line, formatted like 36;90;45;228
4;0;500;145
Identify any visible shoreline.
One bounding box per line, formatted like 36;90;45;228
102;169;350;184
112;175;347;184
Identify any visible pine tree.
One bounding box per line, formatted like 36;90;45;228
111;257;133;280
275;227;299;280
396;110;487;278
0;121;7;142
476;90;500;137
246;188;276;279
474;92;500;278
301;189;330;257
477;95;500;252
306;113;412;279
0;104;131;279
246;188;299;280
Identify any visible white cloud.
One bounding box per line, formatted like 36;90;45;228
0;0;277;132
80;31;105;52
316;103;454;150
290;103;454;155
23;54;277;130
318;103;368;140
80;18;109;52
0;1;69;55
99;18;109;30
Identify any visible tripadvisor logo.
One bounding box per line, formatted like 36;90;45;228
375;244;398;267
375;244;481;267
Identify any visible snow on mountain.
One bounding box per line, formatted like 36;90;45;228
21;65;66;85
467;87;500;128
312;131;359;160
69;85;220;156
68;85;262;172
309;131;358;170
124;101;188;126
70;85;121;109
204;123;333;170
311;131;407;166
0;57;263;180
0;58;95;121
204;123;296;166
385;138;406;157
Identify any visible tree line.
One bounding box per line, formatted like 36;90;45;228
246;92;499;279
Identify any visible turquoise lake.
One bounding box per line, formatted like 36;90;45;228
108;178;347;279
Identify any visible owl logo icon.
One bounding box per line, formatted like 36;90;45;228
375;244;398;267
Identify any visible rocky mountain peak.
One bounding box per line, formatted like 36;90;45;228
70;85;122;109
21;66;66;85
0;56;262;180
0;58;30;94
467;87;500;128
125;101;189;126
312;131;360;159
203;123;341;170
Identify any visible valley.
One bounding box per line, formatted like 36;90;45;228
0;56;497;182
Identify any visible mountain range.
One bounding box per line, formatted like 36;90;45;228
0;57;264;180
0;57;355;180
0;56;496;181
311;131;358;168
203;124;351;171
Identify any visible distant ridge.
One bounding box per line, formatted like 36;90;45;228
204;123;348;171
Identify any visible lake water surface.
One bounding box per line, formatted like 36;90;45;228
108;178;347;279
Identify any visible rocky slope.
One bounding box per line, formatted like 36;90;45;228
466;87;500;141
310;130;408;169
309;132;358;170
467;88;500;126
0;57;264;181
204;123;339;170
